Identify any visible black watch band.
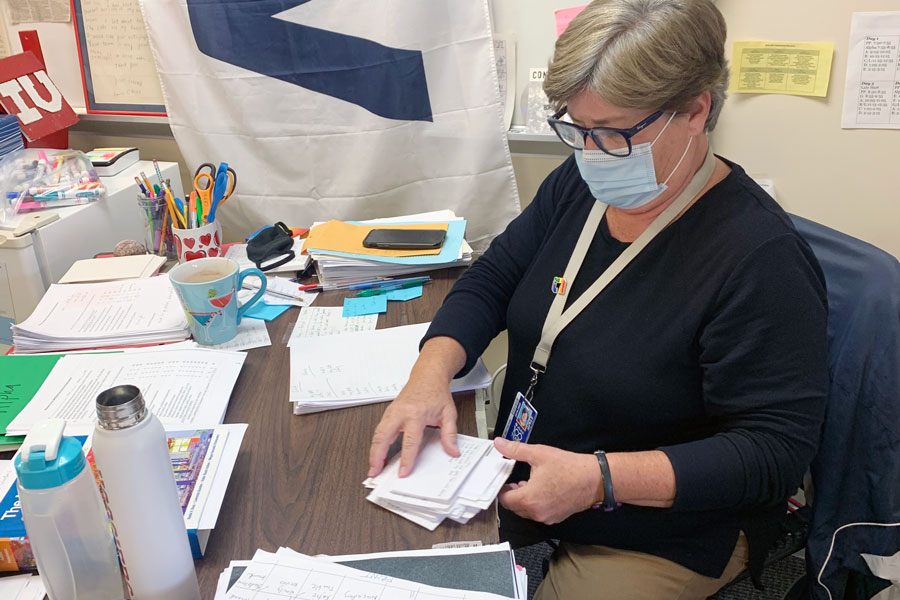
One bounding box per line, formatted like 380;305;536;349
592;450;620;512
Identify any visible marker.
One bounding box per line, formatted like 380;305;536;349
33;189;103;201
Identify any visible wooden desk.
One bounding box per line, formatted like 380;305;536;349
194;267;498;595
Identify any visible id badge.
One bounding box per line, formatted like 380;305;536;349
501;392;538;443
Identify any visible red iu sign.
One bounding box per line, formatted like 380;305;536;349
0;51;78;142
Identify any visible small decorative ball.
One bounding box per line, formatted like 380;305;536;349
113;240;147;256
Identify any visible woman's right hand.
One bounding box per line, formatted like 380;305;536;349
367;336;467;478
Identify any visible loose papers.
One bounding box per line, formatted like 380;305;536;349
6;348;246;435
289;322;492;414
364;430;514;531
11;277;189;353
287;306;378;346
842;12;900;129
206;318;271;352
222;547;514;600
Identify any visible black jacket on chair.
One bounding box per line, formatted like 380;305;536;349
791;215;900;600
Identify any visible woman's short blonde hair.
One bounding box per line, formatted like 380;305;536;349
544;0;729;131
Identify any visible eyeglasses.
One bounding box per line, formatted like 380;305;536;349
547;107;666;156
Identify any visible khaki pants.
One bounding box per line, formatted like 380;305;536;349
534;532;749;600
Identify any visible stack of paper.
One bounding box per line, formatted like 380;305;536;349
4;348;246;436
305;211;473;288
11;277;189;353
58;254;167;283
289;322;491;414
216;544;522;600
364;430;514;530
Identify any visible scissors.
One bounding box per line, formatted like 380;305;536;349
193;162;236;223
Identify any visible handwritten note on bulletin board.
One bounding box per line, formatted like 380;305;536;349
72;0;166;115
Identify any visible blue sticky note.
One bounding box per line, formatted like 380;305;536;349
385;285;423;302
343;295;388;317
243;301;291;322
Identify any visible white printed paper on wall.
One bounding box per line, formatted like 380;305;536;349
842;12;900;129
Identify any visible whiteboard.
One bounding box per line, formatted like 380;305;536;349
72;0;165;114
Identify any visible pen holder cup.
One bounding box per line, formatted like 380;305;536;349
172;220;223;263
137;194;176;259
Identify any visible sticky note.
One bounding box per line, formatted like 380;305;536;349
385;285;423;302
243;301;291;321
343;295;388;317
555;6;586;37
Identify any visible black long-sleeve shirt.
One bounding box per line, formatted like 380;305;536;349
423;156;827;578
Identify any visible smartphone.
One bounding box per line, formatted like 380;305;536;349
362;228;446;250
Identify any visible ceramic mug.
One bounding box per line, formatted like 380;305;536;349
168;257;266;345
172;221;223;263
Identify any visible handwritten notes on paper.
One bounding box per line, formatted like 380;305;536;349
207;318;271;352
78;0;164;106
7;0;70;24
287;306;377;347
731;41;834;97
493;33;515;130
842;12;900;129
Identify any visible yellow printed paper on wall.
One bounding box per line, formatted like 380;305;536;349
731;41;834;97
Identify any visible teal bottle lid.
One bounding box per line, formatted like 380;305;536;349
14;420;86;490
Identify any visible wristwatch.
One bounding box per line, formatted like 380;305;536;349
591;450;620;512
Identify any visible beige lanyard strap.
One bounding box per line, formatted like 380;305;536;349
526;147;716;394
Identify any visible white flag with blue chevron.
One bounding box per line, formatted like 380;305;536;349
140;0;520;249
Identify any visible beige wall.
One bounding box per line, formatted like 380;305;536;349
714;0;900;258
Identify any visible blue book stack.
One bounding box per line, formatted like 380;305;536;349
0;115;24;161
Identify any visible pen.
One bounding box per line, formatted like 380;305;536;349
355;279;428;297
347;275;431;291
299;275;433;294
135;176;149;196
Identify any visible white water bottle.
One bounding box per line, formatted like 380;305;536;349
14;419;124;600
91;385;200;600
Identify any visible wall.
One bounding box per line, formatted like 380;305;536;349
714;0;899;258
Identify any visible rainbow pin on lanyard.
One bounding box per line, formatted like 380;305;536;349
551;276;567;295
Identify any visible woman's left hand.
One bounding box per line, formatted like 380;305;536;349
494;437;602;525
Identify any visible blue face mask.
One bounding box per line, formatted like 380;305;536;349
574;112;692;209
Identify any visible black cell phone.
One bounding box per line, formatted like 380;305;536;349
362;228;446;249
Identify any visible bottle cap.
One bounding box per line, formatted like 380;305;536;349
15;419;86;489
96;384;148;430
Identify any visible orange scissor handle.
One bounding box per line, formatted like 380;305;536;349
193;172;214;216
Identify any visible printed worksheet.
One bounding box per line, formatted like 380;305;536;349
224;548;512;600
842;12;900;129
731;41;834;97
6;349;245;435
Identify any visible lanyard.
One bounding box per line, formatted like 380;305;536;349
524;147;716;401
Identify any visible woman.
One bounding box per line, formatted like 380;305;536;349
369;1;828;598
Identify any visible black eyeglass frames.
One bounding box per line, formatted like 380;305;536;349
547;108;666;156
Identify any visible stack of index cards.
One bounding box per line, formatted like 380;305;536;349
363;429;514;530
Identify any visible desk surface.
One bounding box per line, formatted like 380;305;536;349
194;267;498;594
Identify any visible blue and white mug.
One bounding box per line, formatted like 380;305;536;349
168;257;266;345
